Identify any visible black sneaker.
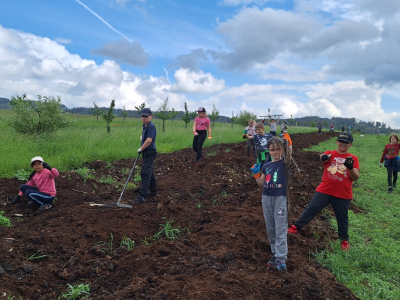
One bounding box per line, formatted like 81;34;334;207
148;191;159;197
388;187;393;194
39;204;52;210
136;195;146;203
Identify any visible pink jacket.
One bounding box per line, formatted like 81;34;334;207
25;168;59;196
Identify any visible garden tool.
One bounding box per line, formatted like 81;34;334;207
291;157;302;173
89;154;141;209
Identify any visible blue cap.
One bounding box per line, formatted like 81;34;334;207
140;108;152;116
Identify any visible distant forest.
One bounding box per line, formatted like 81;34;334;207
0;97;397;134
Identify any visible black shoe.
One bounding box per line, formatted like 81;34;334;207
11;195;21;205
388;187;393;194
148;191;158;197
39;204;52;210
27;201;34;206
137;195;146;203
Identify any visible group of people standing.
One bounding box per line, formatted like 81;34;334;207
8;106;399;274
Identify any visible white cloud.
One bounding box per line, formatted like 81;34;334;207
54;38;72;44
170;69;225;93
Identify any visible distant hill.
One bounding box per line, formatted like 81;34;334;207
1;97;398;133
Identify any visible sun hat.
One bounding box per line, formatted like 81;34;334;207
337;132;353;143
140;108;152;117
198;107;206;112
31;156;44;166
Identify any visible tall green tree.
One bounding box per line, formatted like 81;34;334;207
90;102;103;122
103;100;116;133
169;108;179;122
181;102;191;129
155;97;173;132
1;94;73;135
190;111;198;120
209;102;220;126
234;110;258;127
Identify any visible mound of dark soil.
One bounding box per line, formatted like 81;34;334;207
0;131;360;299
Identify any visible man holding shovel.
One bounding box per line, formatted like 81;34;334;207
136;108;157;203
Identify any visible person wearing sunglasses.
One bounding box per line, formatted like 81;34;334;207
288;132;360;252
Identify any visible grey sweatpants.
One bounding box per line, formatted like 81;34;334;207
261;195;288;262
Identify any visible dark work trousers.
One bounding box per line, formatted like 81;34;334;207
139;150;157;197
193;130;207;162
270;131;277;137
19;184;54;205
294;192;351;242
386;160;398;187
247;139;256;157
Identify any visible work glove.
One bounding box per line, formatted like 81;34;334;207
243;134;247;139
193;131;199;136
42;162;52;171
344;156;354;170
11;195;21;205
243;130;248;134
321;154;332;162
208;136;212;140
379;163;382;168
137;147;143;153
279;134;283;138
250;163;261;178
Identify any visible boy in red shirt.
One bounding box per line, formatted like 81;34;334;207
11;156;59;210
288;133;360;251
379;134;400;194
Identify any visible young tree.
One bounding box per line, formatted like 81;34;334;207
1;94;73;135
134;102;146;117
120;106;128;121
169;108;179;122
323;119;328;128
209;102;220;126
103;100;116;133
190;111;198;120
90;102;103;122
235;110;258;127
155;97;173;132
231;111;238;128
181;102;191;129
310;122;317;128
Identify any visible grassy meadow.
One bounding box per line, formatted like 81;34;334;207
307;133;400;300
0;109;315;177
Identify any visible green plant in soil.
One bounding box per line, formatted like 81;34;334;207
121;167;130;175
120;236;135;250
95;233;114;255
58;283;90;300
196;200;203;210
98;175;116;185
0;211;11;227
15;169;31;181
206;149;218;157
5;293;22;300
74;167;94;184
26;250;50;260
153;221;181;241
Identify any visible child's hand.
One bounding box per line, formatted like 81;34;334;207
42;163;52;170
379;163;382;168
243;134;247;139
344;156;354;170
194;132;199;136
208;136;212;140
250;163;261;174
320;154;331;162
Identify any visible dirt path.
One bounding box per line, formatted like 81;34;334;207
0;131;360;300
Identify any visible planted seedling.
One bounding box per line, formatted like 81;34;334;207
196;201;203;210
98;175;116;185
95;233;113;255
58;283;90;300
75;167;94;184
154;221;181;241
120;235;135;250
0;211;11;227
26;249;51;260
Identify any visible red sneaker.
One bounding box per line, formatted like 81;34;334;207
288;225;298;234
341;240;350;251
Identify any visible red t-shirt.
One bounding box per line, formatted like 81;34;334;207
315;150;360;199
380;143;400;163
195;116;210;131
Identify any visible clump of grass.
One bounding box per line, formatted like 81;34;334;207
153;221;181;241
206;150;218;157
0;211;11;227
58;283;90;300
120;235;135;250
98;175;116;185
26;249;51;260
74;167;94;184
15;169;31;181
95;233;113;255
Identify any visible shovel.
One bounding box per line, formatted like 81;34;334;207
89;154;140;209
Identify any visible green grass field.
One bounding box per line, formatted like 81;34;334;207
308;133;400;300
0;110;315;177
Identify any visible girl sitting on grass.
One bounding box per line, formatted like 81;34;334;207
379;134;400;194
253;137;291;271
11;156;59;210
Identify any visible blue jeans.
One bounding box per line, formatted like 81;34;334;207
19;184;54;205
139;150;157;197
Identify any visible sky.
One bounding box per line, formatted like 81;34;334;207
1;0;400;128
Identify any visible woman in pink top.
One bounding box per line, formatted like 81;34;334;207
11;156;59;210
192;107;212;162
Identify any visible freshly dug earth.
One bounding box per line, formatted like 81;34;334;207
0;132;361;300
